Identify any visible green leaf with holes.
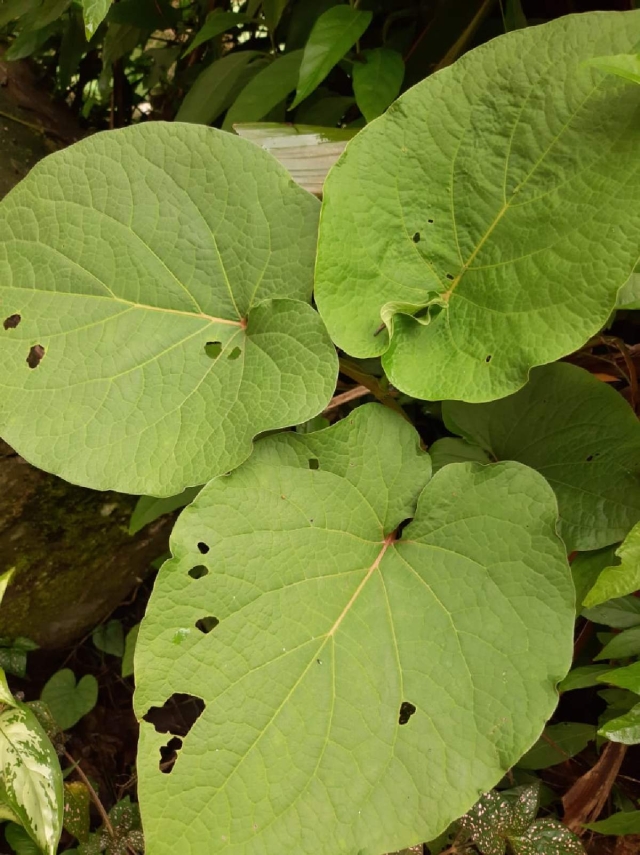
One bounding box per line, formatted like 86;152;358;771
442;363;640;552
315;12;640;403
0;123;336;496
583;521;640;607
0;705;63;855
135;404;573;855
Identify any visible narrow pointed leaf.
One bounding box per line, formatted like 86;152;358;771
0;124;336;496
81;0;111;38
183;11;250;57
0;705;63;855
291;6;372;108
224;50;303;129
315;12;640;402
597;661;640;694
587;53;640;85
352;48;404;122
176;52;264;124
516;723;595;770
598;703;640;744
135;404;573;855
559;665;614;693
129;488;201;535
583;596;640;629
596;627;640;661
443;363;640;551
583;810;640;835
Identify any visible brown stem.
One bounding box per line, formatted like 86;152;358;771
324;385;370;412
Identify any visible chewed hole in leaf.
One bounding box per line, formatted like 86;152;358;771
399;701;416;725
204;341;222;359
143;692;205;736
227;347;242;360
485;355;492;363
197;541;209;554
188;565;209;580
27;344;45;368
412;232;421;243
195;616;219;634
3;314;21;329
308;458;320;470
446;273;454;281
427;218;434;224
159;736;183;774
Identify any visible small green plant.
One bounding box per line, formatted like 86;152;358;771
0;9;639;855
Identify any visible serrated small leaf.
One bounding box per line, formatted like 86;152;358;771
92;620;124;657
587;53;640;85
224;50;303;129
63;782;91;842
598;661;640;695
583;810;640;835
0;123;336;496
598;703;640;744
353;48;404;122
121;624;139;679
558;665;616;693
315;12;640;402
0;705;63;855
129;488;201;536
291;6;372;108
135;404;573;855
517;723;595;770
41;670;98;731
81;0;111;38
443;363;640;551
583;522;640;607
509;819;585;854
183;11;250;57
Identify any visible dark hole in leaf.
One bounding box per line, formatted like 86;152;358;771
427;218;434;224
143;693;205;736
188;565;209;580
205;341;222;359
195;616;219;634
586;455;594;462
446;273;454;281
26;344;45;369
227;347;242;360
395;518;413;540
308;458;320;470
485;355;492;363
3;314;21;330
159;736;183;774
412;232;421;243
197;541;209;554
399;701;416;725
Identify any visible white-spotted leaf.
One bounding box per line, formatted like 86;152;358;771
135;404;573;855
0;705;63;855
0;123;337;496
315;12;640;402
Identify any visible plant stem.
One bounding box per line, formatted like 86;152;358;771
324;385;370;411
63;749;115;837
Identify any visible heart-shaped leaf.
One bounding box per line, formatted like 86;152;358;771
40;670;98;731
315;11;640;402
0;705;63;855
0;123;337;495
440;363;640;552
135;404;573;855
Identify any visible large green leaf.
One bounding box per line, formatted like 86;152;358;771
135;404;573;855
583;521;640;607
0;123;336;495
0;705;63;855
315;12;640;403
597;661;640;694
442;363;640;552
291;6;372;108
